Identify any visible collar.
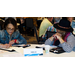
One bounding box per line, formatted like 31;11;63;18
4;30;15;38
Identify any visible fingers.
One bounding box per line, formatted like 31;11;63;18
9;40;15;45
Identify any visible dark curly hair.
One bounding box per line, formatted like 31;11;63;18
4;18;17;31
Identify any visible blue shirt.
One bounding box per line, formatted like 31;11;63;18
0;30;27;44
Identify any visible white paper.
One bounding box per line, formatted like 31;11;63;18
3;53;23;57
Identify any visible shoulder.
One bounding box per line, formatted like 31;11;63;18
13;30;20;37
67;33;75;41
0;30;6;38
0;30;5;35
14;30;20;34
42;18;49;23
41;18;53;26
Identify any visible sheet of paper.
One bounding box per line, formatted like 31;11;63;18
12;44;25;47
7;47;24;54
3;53;24;57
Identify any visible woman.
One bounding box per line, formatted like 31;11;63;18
45;19;75;52
67;17;73;23
18;17;25;34
0;18;27;48
54;17;62;24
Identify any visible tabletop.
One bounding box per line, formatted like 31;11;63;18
0;44;75;57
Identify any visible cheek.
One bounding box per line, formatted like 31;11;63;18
6;30;9;33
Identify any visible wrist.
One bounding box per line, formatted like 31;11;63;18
49;36;54;41
16;40;19;43
14;39;17;43
59;38;65;44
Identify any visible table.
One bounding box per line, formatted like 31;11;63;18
0;44;75;57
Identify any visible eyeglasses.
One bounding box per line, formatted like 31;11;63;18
6;27;15;31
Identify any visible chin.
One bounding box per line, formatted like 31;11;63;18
9;33;12;35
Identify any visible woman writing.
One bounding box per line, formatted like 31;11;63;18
45;19;75;52
0;18;27;48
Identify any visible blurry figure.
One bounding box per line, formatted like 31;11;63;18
54;17;62;24
0;17;4;30
67;17;75;34
39;17;53;37
67;17;73;23
39;17;56;42
18;17;25;34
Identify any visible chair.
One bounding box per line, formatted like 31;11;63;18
46;31;56;38
25;18;35;36
17;18;20;23
34;27;45;44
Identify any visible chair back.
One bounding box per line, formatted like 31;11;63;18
25;18;34;28
46;31;56;38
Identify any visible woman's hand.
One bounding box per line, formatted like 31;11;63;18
53;33;62;40
9;40;19;45
53;33;65;44
9;40;15;45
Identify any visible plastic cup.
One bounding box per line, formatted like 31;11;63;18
45;45;50;53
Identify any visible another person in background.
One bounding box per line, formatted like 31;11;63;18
45;19;75;52
39;17;53;37
67;17;75;34
54;17;62;24
0;18;27;48
0;17;4;30
67;17;73;23
39;17;56;42
18;17;25;34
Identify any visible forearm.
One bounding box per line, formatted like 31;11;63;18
45;38;54;45
61;42;74;52
59;38;65;44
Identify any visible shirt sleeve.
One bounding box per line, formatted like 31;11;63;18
17;34;27;44
60;35;75;52
45;39;54;45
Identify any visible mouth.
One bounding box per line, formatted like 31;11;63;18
9;32;13;34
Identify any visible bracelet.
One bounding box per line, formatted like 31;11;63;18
14;39;17;43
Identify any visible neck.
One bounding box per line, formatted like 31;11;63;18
9;34;12;37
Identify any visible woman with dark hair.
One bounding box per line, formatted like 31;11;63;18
45;19;75;52
0;18;27;48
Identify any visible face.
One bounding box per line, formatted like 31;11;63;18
6;23;15;35
67;17;73;23
56;29;66;35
